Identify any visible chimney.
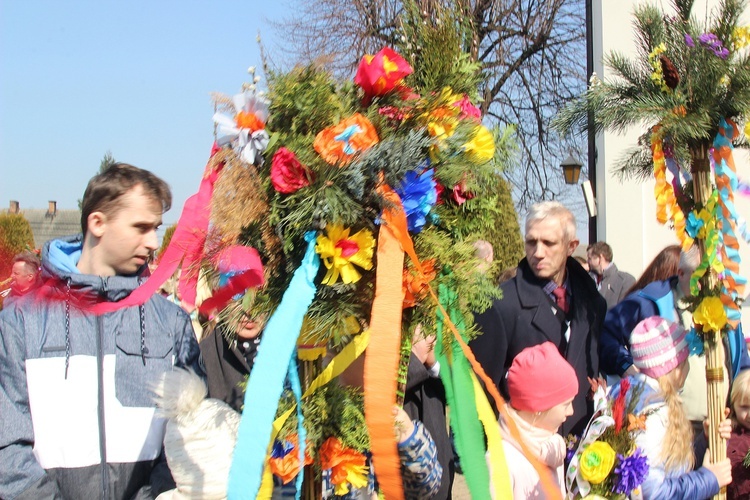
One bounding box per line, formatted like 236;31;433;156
9;200;19;214
47;200;57;218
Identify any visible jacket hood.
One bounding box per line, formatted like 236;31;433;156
41;234;146;302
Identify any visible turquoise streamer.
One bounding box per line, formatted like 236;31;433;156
227;232;320;500
288;354;306;500
714;118;747;325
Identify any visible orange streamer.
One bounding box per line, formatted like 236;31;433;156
651;127;692;250
363;185;406;500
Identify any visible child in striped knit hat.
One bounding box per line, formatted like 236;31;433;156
627;316;732;499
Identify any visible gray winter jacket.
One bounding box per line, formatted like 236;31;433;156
0;234;202;500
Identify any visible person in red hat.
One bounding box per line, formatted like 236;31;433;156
493;342;578;498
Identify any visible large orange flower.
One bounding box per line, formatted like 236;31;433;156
314;114;379;166
319;437;369;495
403;259;437;308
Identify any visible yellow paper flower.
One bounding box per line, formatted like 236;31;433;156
464;125;495;163
315;224;375;285
745;120;750;139
579;441;616;484
732;26;750;50
694;296;727;333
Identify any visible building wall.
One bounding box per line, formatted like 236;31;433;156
593;0;750;282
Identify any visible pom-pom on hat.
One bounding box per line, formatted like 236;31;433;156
507;342;578;412
630;316;689;379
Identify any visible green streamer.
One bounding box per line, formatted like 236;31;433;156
435;283;491;498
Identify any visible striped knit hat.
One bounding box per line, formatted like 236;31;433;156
630;316;689;379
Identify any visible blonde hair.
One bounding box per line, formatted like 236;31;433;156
730;369;750;428
657;363;694;472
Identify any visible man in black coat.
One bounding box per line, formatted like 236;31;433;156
470;201;606;437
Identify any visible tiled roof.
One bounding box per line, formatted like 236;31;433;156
21;209;81;249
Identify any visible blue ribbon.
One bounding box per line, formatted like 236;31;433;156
227;232;320;500
714;118;747;325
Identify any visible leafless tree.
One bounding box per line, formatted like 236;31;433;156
267;0;588;211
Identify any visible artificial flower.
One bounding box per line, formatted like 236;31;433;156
269;435;313;484
684;33;695;48
451;180;474;205
403;258;437;308
271;147;313;194
627;413;647;431
315;224;375;285
319;437;369;495
579;441;616;484
613;449;649;495
648;43;670;93
394;167;438;233
693;296;728;333
733;26;750;50
464;125;495;163
354;47;413;102
698;33;729;59
453;95;482;122
314;114;379;166
213;92;271;164
612;377;630;433
745;120;750;139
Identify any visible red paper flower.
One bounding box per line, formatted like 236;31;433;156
271;147;313;194
452;180;474;205
354;47;413;101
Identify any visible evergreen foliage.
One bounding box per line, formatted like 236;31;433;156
0;214;35;278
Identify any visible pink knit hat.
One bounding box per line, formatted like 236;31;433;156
507;342;578;412
630;316;689;379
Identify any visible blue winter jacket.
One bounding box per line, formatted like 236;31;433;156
599;277;749;377
0;234;202;500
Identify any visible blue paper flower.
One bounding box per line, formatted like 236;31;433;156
614;449;649;495
685;327;705;355
271;438;295;459
395;167;438;233
686;211;704;238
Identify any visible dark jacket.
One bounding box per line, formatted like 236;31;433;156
403;354;453;500
470;257;606;437
0;234;202;500
597;262;635;310
199;325;258;412
727;426;750;500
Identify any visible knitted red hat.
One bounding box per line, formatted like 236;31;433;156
507;342;578;412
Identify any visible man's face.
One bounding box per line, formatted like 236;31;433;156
525;218;578;285
587;250;603;275
92;185;162;276
11;262;36;292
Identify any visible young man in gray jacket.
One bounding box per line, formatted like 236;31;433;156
0;164;202;500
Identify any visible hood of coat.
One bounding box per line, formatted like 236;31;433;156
41;233;148;302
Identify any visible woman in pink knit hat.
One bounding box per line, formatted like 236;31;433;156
495;341;578;498
626;316;732;499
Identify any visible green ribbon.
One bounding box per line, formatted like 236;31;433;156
435;283;491;498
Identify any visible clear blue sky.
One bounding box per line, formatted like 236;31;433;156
1;1;290;225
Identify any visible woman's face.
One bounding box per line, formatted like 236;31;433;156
535;397;575;432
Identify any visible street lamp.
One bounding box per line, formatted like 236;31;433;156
560;154;583;185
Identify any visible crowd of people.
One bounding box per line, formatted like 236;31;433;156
1;164;748;499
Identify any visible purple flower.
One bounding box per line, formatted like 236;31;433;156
684;33;695;47
697;32;730;59
614;449;649;495
394;165;438;233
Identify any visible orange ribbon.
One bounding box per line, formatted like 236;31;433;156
363;184;407;500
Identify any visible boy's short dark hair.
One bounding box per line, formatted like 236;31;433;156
80;163;172;235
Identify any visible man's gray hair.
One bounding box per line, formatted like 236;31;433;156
525;201;577;242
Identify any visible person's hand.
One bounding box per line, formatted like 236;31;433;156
703;453;732;488
412;324;437;369
623;364;640;377
393;406;415;444
703;407;732;439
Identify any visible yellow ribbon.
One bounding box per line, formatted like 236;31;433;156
471;372;513;499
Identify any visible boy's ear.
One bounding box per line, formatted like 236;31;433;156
87;211;107;238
